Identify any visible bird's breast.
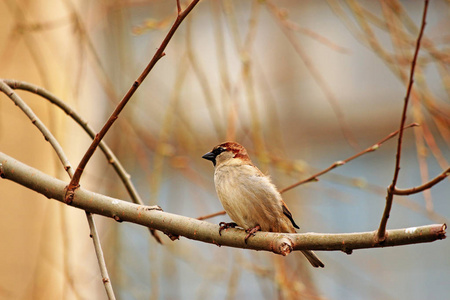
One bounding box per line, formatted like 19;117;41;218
213;165;293;232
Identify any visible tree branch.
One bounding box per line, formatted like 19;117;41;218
86;211;116;300
1;151;445;255
377;0;429;242
393;167;450;196
0;80;72;174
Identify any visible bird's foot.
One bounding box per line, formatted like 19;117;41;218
244;225;261;244
219;222;238;236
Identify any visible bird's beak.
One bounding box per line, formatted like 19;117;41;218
202;152;216;166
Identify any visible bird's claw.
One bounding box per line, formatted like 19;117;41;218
218;222;238;236
244;225;261;244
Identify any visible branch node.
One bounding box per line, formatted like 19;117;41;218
334;160;345;166
375;230;388;244
212;240;222;247
438;223;447;239
272;236;293;256
342;248;353;255
165;232;180;241
113;215;122;222
145;205;163;212
64;186;77;205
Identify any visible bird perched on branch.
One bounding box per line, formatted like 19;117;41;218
202;141;324;268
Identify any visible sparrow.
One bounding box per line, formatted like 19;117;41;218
202;141;324;268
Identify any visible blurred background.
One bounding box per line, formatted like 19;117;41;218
0;0;449;299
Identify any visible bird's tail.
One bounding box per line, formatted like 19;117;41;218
301;250;325;268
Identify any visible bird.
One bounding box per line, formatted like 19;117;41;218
202;141;324;268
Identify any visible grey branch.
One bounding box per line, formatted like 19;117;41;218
0;151;446;255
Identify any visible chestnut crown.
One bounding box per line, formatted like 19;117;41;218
202;142;250;166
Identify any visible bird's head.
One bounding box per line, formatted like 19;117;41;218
202;141;250;167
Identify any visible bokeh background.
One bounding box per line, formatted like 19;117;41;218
0;0;449;299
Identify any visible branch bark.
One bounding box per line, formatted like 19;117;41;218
0;151;446;255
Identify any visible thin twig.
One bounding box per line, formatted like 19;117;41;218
0;81;72;174
377;0;429;242
176;0;182;15
279;123;419;194
393;167;450;196
0;80;116;298
197;210;227;221
0;151;446;255
65;0;201;203
86;212;116;300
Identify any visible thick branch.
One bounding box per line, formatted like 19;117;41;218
1;151;446;255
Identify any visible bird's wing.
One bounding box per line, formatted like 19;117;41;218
282;201;300;229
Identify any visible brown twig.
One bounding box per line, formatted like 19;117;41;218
197;210;227;221
279;123;419;194
65;0;201;203
393;167;450;196
376;0;429;243
176;0;182;15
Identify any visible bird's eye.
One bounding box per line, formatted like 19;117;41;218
213;147;226;155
